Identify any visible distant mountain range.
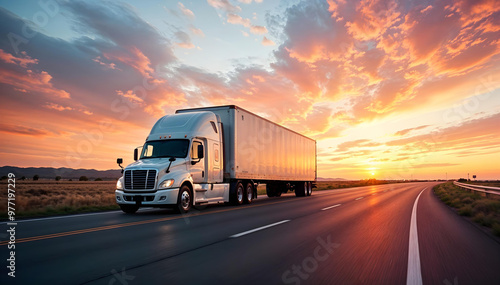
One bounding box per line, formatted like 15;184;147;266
317;177;348;181
0;166;122;179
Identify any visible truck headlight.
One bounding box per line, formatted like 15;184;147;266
159;179;175;189
116;178;123;190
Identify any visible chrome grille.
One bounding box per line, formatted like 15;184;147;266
124;169;157;190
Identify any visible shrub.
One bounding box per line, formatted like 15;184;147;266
79;176;89;181
458;205;472;216
493;223;500;237
472;200;500;215
450;198;461;208
472;213;495;227
95;178;103;181
33;174;39;181
55;176;62;181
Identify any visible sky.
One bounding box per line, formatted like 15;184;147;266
0;0;499;180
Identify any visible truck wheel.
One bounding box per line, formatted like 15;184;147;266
120;204;139;214
275;188;282;197
295;182;306;197
306;182;312;196
266;184;275;197
176;185;192;213
244;182;253;204
231;182;245;205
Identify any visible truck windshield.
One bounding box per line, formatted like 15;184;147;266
140;139;189;159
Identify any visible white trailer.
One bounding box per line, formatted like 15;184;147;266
115;105;316;213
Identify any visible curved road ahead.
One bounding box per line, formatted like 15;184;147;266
1;182;500;284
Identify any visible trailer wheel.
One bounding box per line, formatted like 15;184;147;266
244;182;253;204
120;204;139;214
295;182;306;197
275;187;282;197
266;183;281;197
306;182;312;196
266;184;275;197
175;185;192;213
231;182;245;205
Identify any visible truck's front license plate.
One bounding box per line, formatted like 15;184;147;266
133;196;143;202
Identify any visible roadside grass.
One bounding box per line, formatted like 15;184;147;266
0;180;119;218
433;182;500;237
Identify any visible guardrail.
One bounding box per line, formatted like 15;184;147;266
453;181;500;197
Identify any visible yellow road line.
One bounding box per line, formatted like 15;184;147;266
0;198;296;245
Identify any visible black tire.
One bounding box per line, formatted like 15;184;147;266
244;182;253;204
175;185;192;213
275;187;282;197
231;182;245;205
266;183;282;197
266;183;275;197
120;204;139;214
295;182;306;197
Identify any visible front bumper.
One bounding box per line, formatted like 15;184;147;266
115;188;179;206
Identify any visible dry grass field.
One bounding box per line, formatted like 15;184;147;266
0;180;118;218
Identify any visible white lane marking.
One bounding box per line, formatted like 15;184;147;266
407;188;426;285
0;208;156;224
230;220;291;238
355;197;364;200
321;204;341;211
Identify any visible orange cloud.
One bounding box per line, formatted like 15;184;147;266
178;2;195;19
0;49;38;67
103;47;157;80
0;123;52;137
262;36;275;46
45;103;73;112
0;50;71;99
250;25;268;34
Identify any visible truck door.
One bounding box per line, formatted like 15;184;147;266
190;140;206;183
211;143;222;182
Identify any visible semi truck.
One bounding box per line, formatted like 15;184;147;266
115;105;317;213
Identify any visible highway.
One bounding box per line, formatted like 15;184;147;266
2;182;500;284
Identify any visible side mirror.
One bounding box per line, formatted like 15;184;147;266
198;144;204;159
117;158;124;174
134;148;138;161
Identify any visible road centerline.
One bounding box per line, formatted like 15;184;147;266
321;204;342;211
355;197;364;200
230;220;291;238
407;187;426;285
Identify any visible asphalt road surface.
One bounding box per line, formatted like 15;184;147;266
2;182;500;284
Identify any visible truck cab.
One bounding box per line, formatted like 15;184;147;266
115;111;228;213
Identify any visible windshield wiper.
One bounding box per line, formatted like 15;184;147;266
166;157;176;173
